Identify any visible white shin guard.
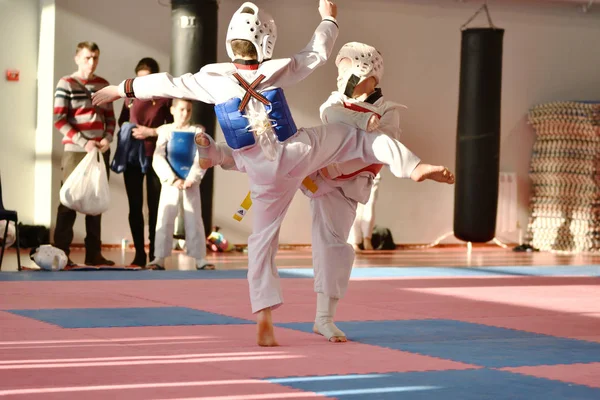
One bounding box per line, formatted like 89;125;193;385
313;293;346;341
196;132;218;163
195;133;236;170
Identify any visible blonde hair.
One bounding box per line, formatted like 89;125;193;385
230;39;258;59
172;98;192;107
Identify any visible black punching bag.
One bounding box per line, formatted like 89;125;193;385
454;28;504;243
171;0;218;236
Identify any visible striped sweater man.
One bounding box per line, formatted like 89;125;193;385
54;74;115;152
52;41;116;268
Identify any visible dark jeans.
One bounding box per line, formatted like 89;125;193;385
54;150;111;258
123;161;161;261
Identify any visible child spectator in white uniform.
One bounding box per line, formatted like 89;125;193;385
149;99;215;271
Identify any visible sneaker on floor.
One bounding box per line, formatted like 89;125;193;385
84;255;115;266
147;258;165;270
196;258;216;270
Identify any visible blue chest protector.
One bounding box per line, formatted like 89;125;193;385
214;88;297;150
167;131;196;179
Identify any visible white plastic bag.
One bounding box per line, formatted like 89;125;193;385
0;220;16;247
30;244;68;271
59;148;110;215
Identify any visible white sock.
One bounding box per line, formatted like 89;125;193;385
313;293;346;341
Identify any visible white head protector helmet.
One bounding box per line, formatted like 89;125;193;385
335;42;384;96
226;2;277;63
30;245;68;271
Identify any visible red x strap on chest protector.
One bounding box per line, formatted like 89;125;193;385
232;73;270;111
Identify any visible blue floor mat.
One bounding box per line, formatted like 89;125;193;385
278;319;600;368
267;370;600;399
280;265;600;278
1;265;598;281
7;306;253;328
0;270;250;281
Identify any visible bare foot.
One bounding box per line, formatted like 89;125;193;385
410;164;455;184
257;308;279;347
313;322;348;343
363;237;373;250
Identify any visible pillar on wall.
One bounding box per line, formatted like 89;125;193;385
170;0;218;236
35;0;57;228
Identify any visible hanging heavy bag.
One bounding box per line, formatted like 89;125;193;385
454;5;504;243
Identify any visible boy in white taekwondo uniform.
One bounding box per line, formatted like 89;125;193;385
150;99;215;271
94;0;432;347
303;42;454;343
197;42;455;344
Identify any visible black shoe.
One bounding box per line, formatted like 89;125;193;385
66;258;78;268
130;253;147;267
512;244;539;253
84;255;116;266
147;258;165;270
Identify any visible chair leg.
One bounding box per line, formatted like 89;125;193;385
0;222;8;271
15;222;21;271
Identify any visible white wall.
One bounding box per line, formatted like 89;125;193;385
0;0;39;223
213;0;600;245
1;0;599;246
